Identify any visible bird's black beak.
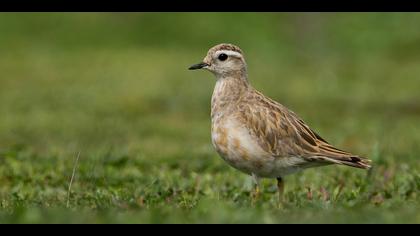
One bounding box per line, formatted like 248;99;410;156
188;62;209;70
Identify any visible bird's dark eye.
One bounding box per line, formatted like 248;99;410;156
218;53;228;61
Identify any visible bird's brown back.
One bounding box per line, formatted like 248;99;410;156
236;88;371;169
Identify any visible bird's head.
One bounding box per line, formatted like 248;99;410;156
189;43;247;78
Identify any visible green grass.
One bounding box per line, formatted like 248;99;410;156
0;13;419;223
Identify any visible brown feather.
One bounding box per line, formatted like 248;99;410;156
238;88;372;170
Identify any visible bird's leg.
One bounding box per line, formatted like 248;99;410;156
277;177;285;201
251;173;260;203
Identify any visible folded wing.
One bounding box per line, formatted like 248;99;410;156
238;92;372;169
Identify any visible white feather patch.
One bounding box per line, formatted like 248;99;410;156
215;50;243;58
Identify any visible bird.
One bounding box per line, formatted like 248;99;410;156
188;43;372;201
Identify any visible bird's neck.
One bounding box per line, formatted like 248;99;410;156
211;76;250;118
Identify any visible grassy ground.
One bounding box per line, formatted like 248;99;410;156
0;13;419;223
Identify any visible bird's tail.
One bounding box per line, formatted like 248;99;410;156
323;155;372;169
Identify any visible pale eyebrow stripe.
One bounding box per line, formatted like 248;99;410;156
216;50;243;58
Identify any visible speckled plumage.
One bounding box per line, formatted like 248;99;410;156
190;43;371;196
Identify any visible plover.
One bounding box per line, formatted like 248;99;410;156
189;43;371;199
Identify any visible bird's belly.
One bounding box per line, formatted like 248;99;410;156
211;118;305;178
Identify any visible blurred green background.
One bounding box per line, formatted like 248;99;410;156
0;13;419;223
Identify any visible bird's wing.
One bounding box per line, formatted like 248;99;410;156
238;92;371;169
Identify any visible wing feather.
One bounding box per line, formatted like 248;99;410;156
238;90;372;169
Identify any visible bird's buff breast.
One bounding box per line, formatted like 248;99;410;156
211;116;303;178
